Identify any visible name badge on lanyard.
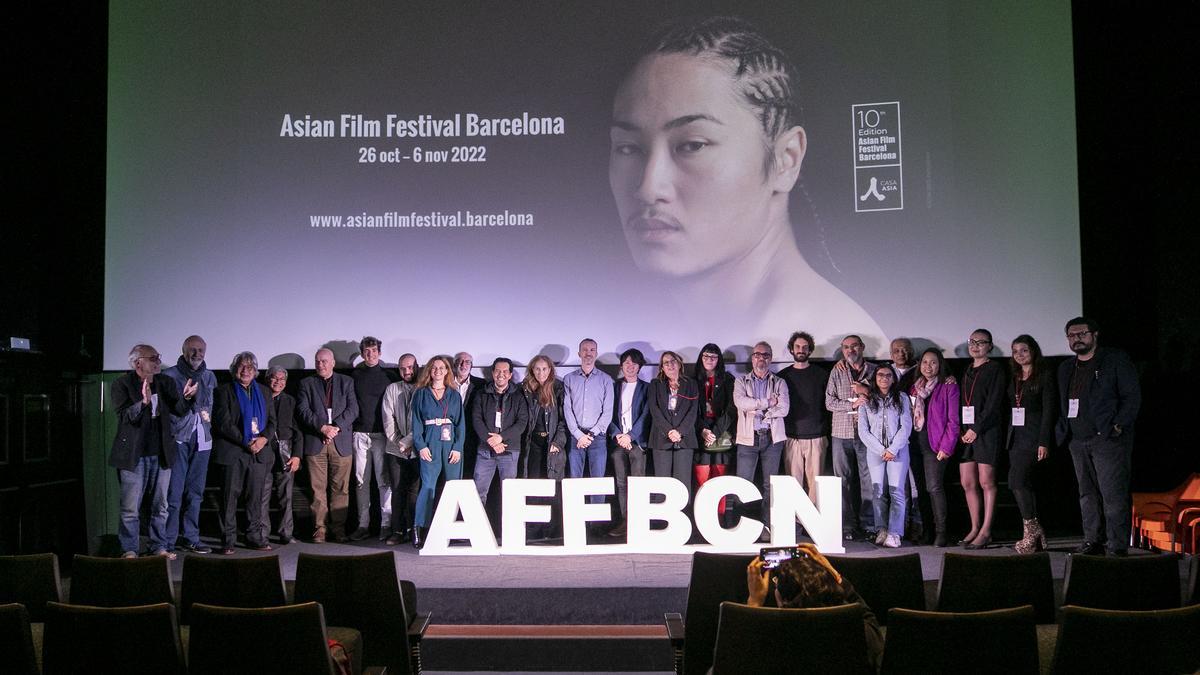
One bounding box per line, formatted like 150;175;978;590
440;424;452;442
251;417;260;435
494;409;503;430
326;407;333;425
1011;407;1025;427
1068;398;1079;418
150;393;160;418
962;406;975;425
668;392;678;412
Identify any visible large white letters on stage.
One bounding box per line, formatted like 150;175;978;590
420;475;845;555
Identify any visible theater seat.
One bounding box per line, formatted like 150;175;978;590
828;553;926;624
1051;604;1200;674
69;554;175;607
936;552;1055;623
0;553;63;622
0;603;38;675
712;602;872;674
188;602;337;675
295;551;426;674
663;551;755;675
881;605;1038;674
179;554;286;623
1132;472;1200;553
42;601;184;674
1062;552;1181;610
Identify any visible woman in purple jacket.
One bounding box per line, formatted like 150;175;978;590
909;348;960;547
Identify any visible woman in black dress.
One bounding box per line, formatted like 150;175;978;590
958;328;1006;549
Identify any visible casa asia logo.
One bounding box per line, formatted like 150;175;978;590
420;475;845;556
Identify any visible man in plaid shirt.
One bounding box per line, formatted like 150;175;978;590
825;335;878;540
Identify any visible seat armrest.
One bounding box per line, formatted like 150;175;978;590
407;612;431;641
664;612;685;643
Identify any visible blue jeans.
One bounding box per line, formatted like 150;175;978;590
735;434;784;521
165;437;211;548
867;445;910;536
832;436;876;533
568;433;607;504
474;448;519;505
118;456;172;554
414;444;463;527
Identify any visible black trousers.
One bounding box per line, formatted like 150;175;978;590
218;454;272;548
911;431;949;536
1068;433;1133;552
386;453;419;534
269;468;295;539
1008;445;1040;520
611;442;647;519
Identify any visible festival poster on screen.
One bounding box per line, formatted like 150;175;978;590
105;1;1079;369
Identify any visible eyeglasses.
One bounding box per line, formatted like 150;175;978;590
1066;330;1092;340
701;353;720;359
138;354;162;362
967;339;992;347
751;352;771;359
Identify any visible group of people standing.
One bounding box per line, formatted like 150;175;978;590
110;315;1140;558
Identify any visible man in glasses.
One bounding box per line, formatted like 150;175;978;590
110;344;199;559
732;341;790;539
1056;317;1141;556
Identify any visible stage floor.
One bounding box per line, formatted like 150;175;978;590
164;533;1093;590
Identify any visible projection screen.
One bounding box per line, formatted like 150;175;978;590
105;1;1080;369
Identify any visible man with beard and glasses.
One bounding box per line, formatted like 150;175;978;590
1056;317;1141;556
163;335;218;553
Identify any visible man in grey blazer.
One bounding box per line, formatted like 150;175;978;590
297;347;359;542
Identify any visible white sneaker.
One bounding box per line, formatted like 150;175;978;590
883;534;902;548
875;529;889;545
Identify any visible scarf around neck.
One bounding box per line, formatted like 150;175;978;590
235;382;267;445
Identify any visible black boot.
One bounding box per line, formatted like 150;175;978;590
931;492;948;547
412;527;424;550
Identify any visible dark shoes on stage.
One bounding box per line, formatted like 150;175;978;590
963;533;992;550
412;527;425;550
1076;541;1105;555
177;542;212;554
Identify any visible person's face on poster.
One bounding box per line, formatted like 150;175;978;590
609;53;795;278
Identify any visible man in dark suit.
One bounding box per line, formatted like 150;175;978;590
607;348;649;537
1056;317;1142;556
298;347;359;542
212;351;277;554
454;351;486;481
110;344;198;559
266;365;301;544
